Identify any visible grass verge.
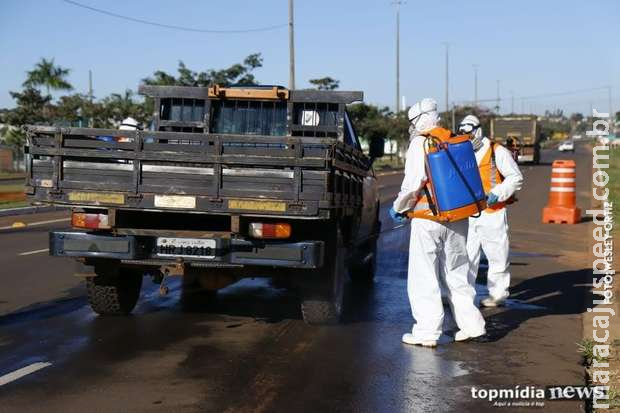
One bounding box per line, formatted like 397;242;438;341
610;148;620;237
0;201;28;210
0;184;25;194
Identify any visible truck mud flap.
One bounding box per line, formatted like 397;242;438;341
50;231;138;260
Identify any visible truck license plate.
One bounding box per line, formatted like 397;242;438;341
156;237;216;259
228;199;286;212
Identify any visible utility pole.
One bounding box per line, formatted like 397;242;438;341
288;0;295;90
511;91;514;114
393;1;404;113
443;42;449;114
495;79;500;114
607;85;613;122
88;70;93;103
473;64;478;108
451;103;456;131
88;70;94;127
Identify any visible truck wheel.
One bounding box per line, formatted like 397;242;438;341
86;267;143;315
300;227;346;324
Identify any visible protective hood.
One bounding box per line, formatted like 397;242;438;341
408;98;440;135
459;114;484;151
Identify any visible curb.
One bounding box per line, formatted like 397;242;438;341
0;205;61;218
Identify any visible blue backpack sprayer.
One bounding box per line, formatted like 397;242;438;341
407;128;487;222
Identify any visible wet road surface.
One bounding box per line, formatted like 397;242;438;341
0;145;593;412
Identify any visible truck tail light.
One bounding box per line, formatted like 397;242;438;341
248;223;291;239
72;212;110;230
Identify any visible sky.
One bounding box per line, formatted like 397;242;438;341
0;0;619;116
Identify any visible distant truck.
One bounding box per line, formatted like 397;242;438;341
24;85;384;324
490;116;541;164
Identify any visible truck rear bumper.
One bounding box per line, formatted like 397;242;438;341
49;231;324;269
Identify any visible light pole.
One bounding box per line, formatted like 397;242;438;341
511;91;514;114
443;42;449;114
288;0;295;90
392;1;404;113
473;64;479;108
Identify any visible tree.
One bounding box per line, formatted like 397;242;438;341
142;53;264;87
53;94;112;128
3;87;53;148
100;89;149;126
309;77;340;91
23;58;73;96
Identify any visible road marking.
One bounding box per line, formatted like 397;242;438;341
0;217;70;231
18;248;49;256
0;362;52;386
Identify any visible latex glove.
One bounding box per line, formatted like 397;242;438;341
389;207;408;224
486;193;499;206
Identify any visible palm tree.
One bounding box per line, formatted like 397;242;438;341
23;58;73;96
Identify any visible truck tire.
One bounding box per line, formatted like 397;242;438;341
300;226;346;324
86;267;143;315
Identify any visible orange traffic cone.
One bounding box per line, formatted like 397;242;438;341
542;160;581;224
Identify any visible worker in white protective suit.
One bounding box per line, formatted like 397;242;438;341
390;99;486;347
119;117;140;131
458;115;523;307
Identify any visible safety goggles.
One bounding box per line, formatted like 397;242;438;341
458;123;479;134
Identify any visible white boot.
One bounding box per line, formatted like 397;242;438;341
480;296;506;307
454;329;486;342
402;333;437;347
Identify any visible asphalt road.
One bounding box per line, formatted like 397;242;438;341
0;144;593;412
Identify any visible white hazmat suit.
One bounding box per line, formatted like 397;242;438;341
393;99;486;344
461;116;523;306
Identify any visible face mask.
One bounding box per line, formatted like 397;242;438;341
410;111;439;134
459;123;484;151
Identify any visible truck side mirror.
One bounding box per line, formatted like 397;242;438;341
369;136;385;161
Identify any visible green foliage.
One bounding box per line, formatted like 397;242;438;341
2;87;53;148
309;77;340;91
347;104;409;149
1;54;264;142
23;58;73;96
142;53;263;87
577;338;609;367
100;90;149;126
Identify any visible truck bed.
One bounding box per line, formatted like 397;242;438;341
25;126;369;218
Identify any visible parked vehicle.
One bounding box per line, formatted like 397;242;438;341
491;116;541;164
558;140;575;152
24;85;384;324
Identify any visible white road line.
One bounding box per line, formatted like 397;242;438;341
18;248;49;256
0;362;52;386
0;217;70;231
